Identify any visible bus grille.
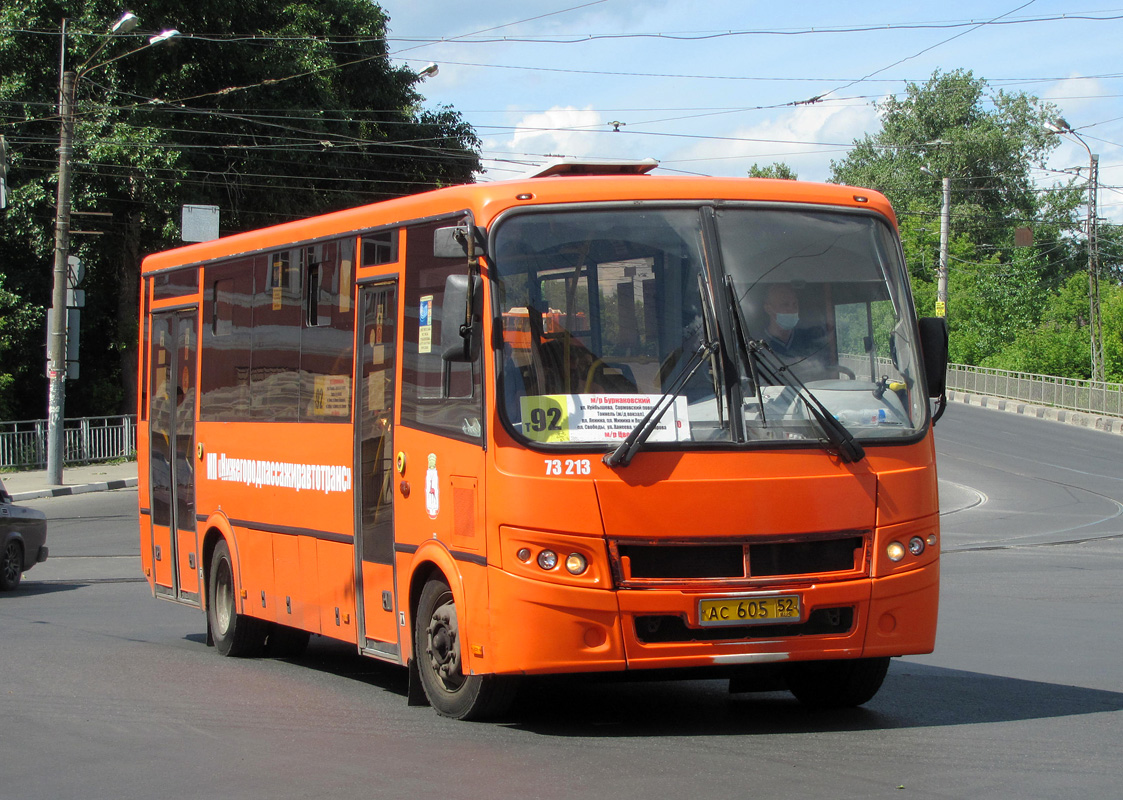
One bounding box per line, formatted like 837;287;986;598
610;534;868;588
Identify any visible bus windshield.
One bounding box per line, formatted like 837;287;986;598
492;205;928;449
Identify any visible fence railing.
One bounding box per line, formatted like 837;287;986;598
0;364;1119;468
838;355;1123;419
946;364;1123;418
0;415;136;470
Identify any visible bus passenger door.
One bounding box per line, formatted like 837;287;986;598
355;282;400;655
147;309;201;604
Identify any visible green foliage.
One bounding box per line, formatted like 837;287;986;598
986;272;1094;378
830;68;1091;376
748;162;797;180
0;1;481;420
0;274;43;420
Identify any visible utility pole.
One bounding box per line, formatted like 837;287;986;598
936;175;950;319
45;14;176;485
46;24;75;486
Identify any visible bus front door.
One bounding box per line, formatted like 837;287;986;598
355;282;400;657
146;309;200;605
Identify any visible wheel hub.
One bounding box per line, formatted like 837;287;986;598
426;601;462;685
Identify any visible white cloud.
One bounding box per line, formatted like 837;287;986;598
661;101;879;182
479;106;657;177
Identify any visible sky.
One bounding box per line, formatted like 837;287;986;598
376;0;1123;219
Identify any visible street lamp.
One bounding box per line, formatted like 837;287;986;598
1045;117;1103;383
46;14;179;485
920;166;951;319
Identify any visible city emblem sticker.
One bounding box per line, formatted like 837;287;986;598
425;453;440;519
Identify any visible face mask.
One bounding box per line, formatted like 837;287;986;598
775;312;799;331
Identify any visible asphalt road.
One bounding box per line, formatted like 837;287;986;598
3;403;1122;799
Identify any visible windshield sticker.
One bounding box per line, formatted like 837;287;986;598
425;453;440;518
312;374;350;417
520;394;690;444
418;295;433;354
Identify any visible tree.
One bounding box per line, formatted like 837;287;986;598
748;162;797;180
0;0;480;420
0;274;42;420
830;69;1087;368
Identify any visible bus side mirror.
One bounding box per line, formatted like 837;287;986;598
441;273;483;363
917;317;948;397
433;224;487;259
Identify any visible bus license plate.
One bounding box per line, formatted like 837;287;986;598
698;595;800;627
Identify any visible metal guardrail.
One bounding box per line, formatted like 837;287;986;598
0;415;136;470
0;363;1118;469
946;364;1123;418
841;356;1123;419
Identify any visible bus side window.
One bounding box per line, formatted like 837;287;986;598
400;221;482;442
200;257;255;421
252;251;301;420
362;230;398;266
299;240;353;423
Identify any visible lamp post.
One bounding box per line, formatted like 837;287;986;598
1045;117;1103;383
46;14;179;485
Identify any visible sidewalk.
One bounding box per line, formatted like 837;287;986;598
1;460;138;501
947;390;1123;435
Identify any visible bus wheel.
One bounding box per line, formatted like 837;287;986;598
785;657;890;709
207;539;267;657
414;577;516;720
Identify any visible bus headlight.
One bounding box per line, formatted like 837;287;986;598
908;536;926;556
537;550;558;570
886;541;906;562
565;553;588;575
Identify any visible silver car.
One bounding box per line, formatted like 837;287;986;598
0;477;48;591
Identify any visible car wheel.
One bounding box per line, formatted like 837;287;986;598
414;576;516;720
0;540;23;591
207;539;267;656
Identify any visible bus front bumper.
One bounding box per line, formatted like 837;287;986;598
483;561;939;675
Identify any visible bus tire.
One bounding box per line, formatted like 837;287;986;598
207;539;267;657
414;577;516;720
785;656;890;709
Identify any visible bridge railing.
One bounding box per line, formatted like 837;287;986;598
839;354;1123;419
945;364;1123;418
2;363;1120;469
0;415;136;470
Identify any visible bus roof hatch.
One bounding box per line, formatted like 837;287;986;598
525;158;659;178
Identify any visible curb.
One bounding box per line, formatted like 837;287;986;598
947;391;1123;436
9;477;138;503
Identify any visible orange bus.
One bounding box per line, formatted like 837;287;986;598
138;161;948;719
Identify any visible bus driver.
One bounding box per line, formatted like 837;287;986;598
761;283;830;369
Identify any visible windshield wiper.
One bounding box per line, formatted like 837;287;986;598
724;276;767;427
603;339;717;468
754;342;865;463
722;278;864;464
